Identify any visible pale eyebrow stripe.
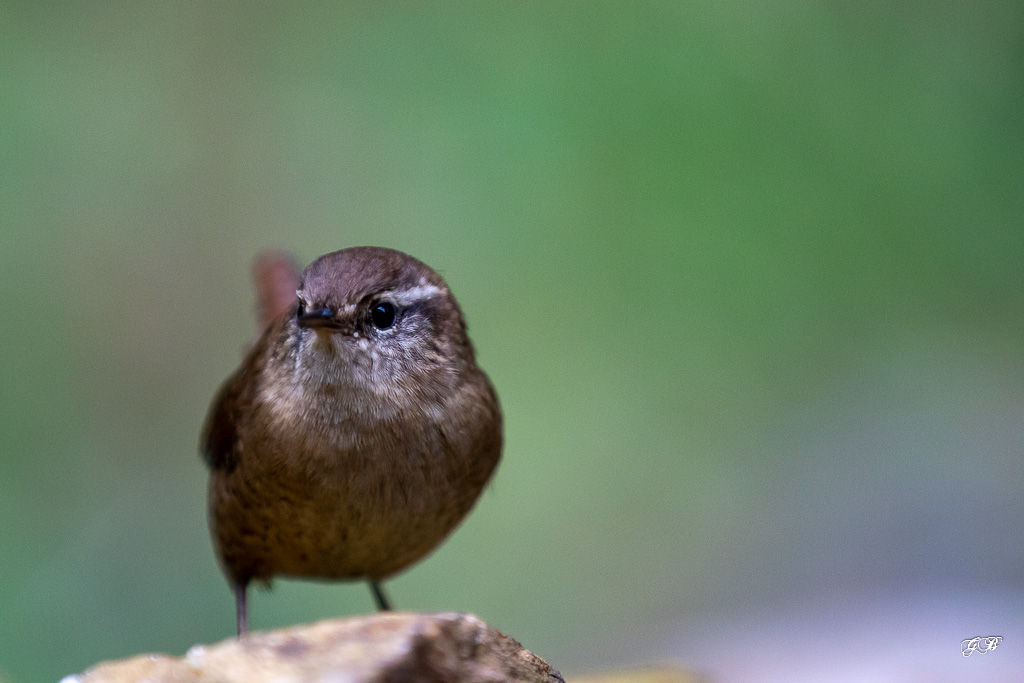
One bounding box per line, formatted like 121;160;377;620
382;283;445;305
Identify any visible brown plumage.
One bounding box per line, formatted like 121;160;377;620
201;247;502;636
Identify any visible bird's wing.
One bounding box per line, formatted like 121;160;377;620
200;367;247;472
201;310;293;471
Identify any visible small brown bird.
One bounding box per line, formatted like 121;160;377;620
200;247;502;636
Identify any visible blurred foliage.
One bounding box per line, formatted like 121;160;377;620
1;2;1022;681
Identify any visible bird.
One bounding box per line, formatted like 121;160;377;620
200;246;502;636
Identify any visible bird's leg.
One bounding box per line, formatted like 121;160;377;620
369;580;393;611
235;582;249;637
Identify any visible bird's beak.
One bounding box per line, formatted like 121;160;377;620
297;307;341;330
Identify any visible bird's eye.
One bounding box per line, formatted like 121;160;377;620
370;302;397;330
296;300;306;317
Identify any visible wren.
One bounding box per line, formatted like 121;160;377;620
200;247;502;636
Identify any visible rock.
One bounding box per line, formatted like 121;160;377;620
64;612;564;683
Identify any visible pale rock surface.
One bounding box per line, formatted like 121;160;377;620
64;612;564;683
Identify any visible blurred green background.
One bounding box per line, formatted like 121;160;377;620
1;2;1023;681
